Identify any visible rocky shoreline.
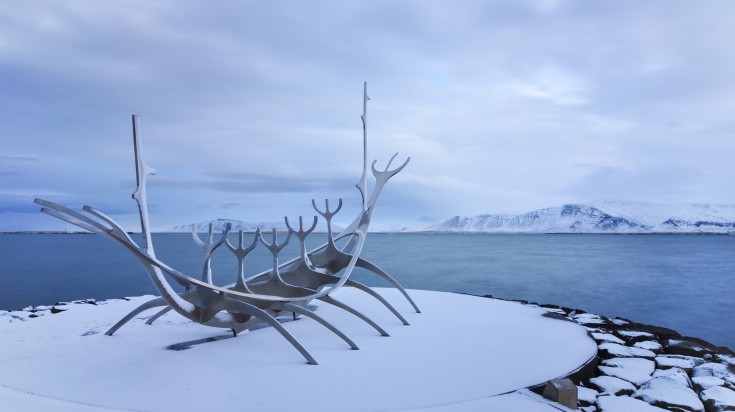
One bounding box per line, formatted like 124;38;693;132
4;295;735;411
492;296;735;412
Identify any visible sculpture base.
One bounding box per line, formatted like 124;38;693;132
0;288;597;411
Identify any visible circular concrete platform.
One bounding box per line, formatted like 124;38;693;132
0;288;597;411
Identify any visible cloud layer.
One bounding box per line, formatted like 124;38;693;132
2;1;735;231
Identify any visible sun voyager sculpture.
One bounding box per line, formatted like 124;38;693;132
35;83;420;364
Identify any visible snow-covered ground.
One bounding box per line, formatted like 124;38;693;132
0;288;596;411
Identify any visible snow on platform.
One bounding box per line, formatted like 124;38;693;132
0;288;597;411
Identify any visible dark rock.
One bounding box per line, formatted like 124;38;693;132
656;355;706;372
693;363;735;381
597;395;670;411
700;386;735;412
667;337;719;358
634;376;704;412
578;385;599;407
589;375;637;396
635;340;665;354
541;312;573;322
599;342;656;360
692;376;725;393
593;332;626;345
716;355;735;367
599;357;655;386
617;330;657;344
612;317;633;326
28;313;39;318
563;307;586;314
573;313;611;327
612;322;682;341
653;367;693;389
50;306;67;314
539;303;561;309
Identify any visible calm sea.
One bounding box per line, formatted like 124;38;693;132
1;233;733;349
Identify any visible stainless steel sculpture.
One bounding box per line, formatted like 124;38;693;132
35;83;419;364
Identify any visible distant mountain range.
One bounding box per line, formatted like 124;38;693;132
401;201;735;234
170;219;289;233
170;218;342;233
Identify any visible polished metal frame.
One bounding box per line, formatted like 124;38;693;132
35;83;419;364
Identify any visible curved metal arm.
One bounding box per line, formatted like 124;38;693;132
258;228;292;283
371;153;411;183
311;198;342;221
284;216;318;241
225;229;260;292
285;216;319;266
225;229;259;257
192;222;232;284
225;229;259;292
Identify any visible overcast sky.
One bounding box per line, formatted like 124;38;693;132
2;1;734;232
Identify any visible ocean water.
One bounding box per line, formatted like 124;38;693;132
1;233;733;349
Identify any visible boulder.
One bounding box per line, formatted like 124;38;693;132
599;357;655;387
578;385;599;407
593;332;626;345
634;376;704;412
700;386;735;412
667;337;720;358
612;317;633;326
693;363;735;384
599;343;656;360
597;394;668;411
589;375;637;396
619;330;656;344
656;355;707;372
635;340;664;354
716;355;735;368
573;313;609;326
653;367;693;389
693;376;726;392
621;323;682;341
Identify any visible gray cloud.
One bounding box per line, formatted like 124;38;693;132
2;1;735;230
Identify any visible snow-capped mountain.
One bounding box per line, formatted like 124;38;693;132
403;201;735;234
170;218;343;233
170;219;289;233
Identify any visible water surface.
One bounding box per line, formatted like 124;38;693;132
1;233;733;349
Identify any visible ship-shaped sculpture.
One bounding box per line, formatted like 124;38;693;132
35;83;419;364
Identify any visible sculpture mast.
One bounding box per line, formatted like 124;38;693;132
131;115;157;256
357;82;369;211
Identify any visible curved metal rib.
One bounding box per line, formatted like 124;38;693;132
318;295;389;337
222;298;318;365
343;278;409;325
356;257;421;313
280;303;358;350
145;306;172;325
105;297;167;336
